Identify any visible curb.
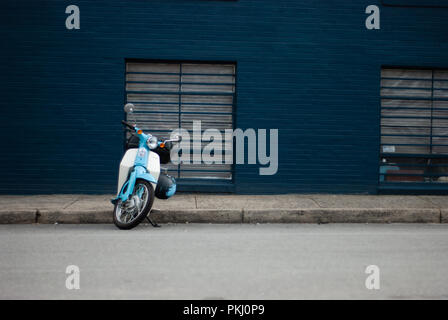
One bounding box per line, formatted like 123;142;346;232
243;208;441;224
37;209;112;224
151;209;242;223
0;210;36;224
0;208;443;224
441;209;448;223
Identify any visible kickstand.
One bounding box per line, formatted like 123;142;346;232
146;215;161;228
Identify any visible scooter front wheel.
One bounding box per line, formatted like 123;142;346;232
113;179;155;230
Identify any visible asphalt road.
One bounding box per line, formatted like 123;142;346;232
1;223;448;299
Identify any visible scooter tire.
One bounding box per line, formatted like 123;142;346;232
113;179;155;230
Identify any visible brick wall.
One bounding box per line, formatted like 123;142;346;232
1;0;447;194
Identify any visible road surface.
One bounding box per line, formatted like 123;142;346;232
1;223;448;299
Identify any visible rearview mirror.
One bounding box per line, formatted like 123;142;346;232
124;103;134;113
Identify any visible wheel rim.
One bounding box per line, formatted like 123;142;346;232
115;183;149;224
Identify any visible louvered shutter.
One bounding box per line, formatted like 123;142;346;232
380;68;448;155
125;61;235;182
380;67;448;184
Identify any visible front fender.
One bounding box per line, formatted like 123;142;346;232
134;165;157;185
112;166;157;203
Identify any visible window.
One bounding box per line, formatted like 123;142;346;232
380;67;448;184
125;61;235;183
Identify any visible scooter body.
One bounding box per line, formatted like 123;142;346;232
117;148;160;195
111;104;181;230
112;127;158;204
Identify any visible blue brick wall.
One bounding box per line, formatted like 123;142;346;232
1;0;447;194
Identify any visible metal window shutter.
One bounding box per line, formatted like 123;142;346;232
380;68;448;155
125;61;235;182
379;67;448;185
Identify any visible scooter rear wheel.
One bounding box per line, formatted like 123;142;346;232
113;179;155;230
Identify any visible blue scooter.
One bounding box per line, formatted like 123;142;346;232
112;103;181;230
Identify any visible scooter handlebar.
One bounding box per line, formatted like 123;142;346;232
164;135;182;143
121;120;135;130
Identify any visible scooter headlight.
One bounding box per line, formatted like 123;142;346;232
147;136;158;150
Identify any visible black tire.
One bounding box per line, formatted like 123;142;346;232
113;179;155;230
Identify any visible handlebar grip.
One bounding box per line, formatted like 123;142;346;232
121;120;135;130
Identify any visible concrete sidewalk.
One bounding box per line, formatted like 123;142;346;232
0;194;448;224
